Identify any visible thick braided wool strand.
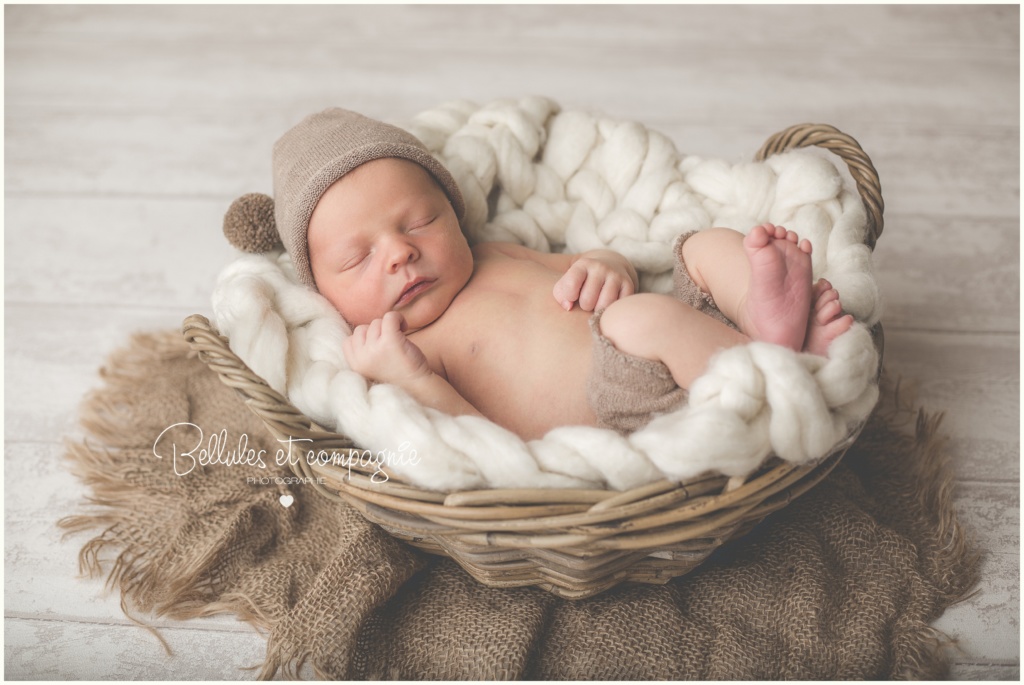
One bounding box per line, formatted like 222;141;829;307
213;97;881;491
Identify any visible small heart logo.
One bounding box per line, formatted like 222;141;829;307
279;494;294;508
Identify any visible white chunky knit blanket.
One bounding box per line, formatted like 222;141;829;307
213;96;882;492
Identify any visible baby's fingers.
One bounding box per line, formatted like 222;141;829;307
347;323;369;347
595;277;633;311
342;324;368;369
380;311;408;336
553;263;586;311
365;317;384;342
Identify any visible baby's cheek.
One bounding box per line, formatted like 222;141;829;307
327;281;378;327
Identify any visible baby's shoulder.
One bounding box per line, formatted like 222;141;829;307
471;241;573;271
471;241;525;260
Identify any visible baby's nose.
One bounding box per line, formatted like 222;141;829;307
387;240;418;271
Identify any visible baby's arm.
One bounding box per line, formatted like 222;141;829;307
343;312;484;419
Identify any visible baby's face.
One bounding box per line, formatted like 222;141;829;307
308;157;473;332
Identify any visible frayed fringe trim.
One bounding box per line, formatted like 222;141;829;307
879;372;983;606
57;331;271;661
856;372;983;678
891;622;962;679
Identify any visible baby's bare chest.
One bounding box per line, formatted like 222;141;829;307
411;255;594;402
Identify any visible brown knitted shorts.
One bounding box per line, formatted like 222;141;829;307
586;230;737;434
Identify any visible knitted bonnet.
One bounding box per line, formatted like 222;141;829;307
223;108;466;290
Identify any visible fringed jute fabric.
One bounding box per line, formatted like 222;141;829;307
59;331;979;680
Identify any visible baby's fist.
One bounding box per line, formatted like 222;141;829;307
343;311;431;386
553;251;636;312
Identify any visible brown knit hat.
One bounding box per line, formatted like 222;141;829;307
223;108;466;290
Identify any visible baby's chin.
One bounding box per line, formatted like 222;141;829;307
399;308;444;334
399;287;461;332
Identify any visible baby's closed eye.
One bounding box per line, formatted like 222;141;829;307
341;251;370;270
407;215;437;231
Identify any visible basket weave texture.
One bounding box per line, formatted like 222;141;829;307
184;123;884;599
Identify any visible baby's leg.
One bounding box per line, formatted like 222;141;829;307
599;293;749;390
598;276;853;397
681;224;812;351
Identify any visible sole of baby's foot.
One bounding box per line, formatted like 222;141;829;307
804;278;854;357
740;223;814;351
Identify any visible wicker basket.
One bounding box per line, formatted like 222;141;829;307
183;123;884;600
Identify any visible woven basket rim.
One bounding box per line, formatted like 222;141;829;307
184;121;885;598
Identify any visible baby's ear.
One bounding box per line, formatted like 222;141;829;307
223;193;282;253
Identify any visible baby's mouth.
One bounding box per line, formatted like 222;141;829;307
395;278;435;308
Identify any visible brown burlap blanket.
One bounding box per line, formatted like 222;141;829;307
59;330;980;680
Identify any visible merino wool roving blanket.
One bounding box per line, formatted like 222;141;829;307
60;331;979;679
212;96;882;492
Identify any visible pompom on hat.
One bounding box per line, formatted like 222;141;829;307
223;108;466;290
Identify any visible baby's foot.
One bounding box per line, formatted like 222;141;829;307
804;278;854;357
740;223;813;351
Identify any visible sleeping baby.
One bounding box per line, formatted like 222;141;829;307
224;108;853;440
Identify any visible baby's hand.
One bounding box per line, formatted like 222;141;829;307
343;311;432;386
553;250;637;312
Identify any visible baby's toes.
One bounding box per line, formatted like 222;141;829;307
744;224;772;249
816;298;843;323
815;287;840;310
830;313;854;336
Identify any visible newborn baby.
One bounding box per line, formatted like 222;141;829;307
225;108;853;441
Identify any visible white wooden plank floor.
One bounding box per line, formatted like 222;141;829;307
5;5;1018;680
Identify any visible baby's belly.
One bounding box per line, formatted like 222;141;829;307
440;292;598;439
